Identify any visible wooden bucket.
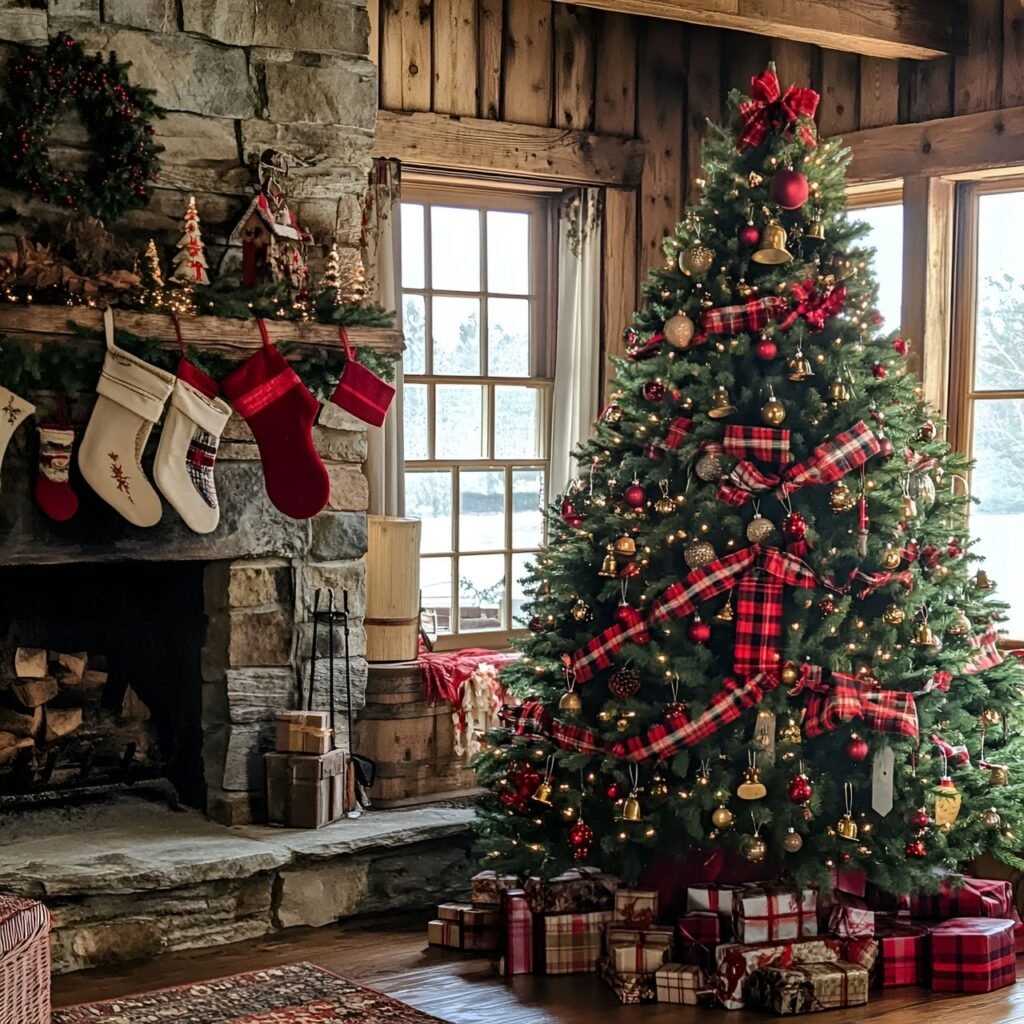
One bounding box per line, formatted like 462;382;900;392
364;515;422;663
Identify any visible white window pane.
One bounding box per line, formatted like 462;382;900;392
405;470;452;553
459;553;506;632
487;210;530;294
495;386;540;458
512;468;544;548
853;203;903;333
488;297;530;376
421;556;453;635
402;293;426;374
970;399;1024;637
511;552;537;627
403;383;428;461
431;206;480;291
975;193;1024;391
432;296;480;375
436;384;484;459
401;203;425;289
460;469;505;551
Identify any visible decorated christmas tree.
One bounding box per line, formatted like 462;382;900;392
476;65;1024;894
318;242;343;304
138;238;165;308
171;195;210;287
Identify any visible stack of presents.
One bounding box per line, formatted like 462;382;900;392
428;867;1021;1010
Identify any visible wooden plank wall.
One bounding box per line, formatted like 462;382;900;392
375;0;1024;356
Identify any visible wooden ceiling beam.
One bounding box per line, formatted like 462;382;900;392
549;0;957;60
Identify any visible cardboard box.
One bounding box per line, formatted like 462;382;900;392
275;710;333;754
265;748;351;828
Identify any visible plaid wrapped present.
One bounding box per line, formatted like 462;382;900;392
614;888;659;927
502;889;533;976
875;920;928;987
733;885;817;943
929;917;1016;993
842;937;878;976
436;903;501;951
677;911;721;970
525;867;618;914
749;960;869;1014
599;956;657;1004
471;870;520;907
540;910;614;974
827;895;874;939
656;962;708;1005
427;919;461;948
1011;908;1024;957
606;924;674;974
715;936;845;1010
909;875;1013;920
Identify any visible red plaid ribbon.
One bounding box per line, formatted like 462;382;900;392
965;625;1003;674
700;296;787;338
848;567;915;598
717;421;879;506
794;666;919;739
722;424;792;464
931;733;972;767
663;416;694;450
737;67;819;151
778;279;847;332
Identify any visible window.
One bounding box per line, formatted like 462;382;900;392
847;192;904;332
950;181;1024;640
400;184;554;646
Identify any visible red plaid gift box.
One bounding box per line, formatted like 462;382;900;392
828;895;874;939
656;963;708;1005
909;875;1013;920
677;911;721;969
599;956;656;1004
715;936;845;1009
471;870;520;907
525;867;618;914
875;920;928;988
502;889;533;976
1011;908;1024;957
614;888;659;927
606;924;674;974
436;903;500;951
842;937;878;976
733;885;817;944
929;917;1016;993
540;910;614;974
829;867;867;898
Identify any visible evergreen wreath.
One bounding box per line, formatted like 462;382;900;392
0;34;163;220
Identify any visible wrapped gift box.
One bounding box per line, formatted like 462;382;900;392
677;911;721;970
842;937;878;976
503;889;533;976
656;962;708;1005
929;917;1016;993
830;867;867;898
471;870;520;907
687;882;737;918
427;919;461;948
733;885;817;944
749;960;869;1014
910;876;1013;920
265;748;351;828
599;956;656;1004
614;888;659;927
606;924;674;974
875;920;928;988
436;903;500;951
715;936;845;1009
828;895;874;939
525;867;618;914
540;910;614;974
275;710;332;754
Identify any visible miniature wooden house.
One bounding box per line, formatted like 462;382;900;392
224;192;311;288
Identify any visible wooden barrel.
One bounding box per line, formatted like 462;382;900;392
354;661;480;807
364;516;421;663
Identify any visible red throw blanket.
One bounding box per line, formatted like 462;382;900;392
418;642;516;705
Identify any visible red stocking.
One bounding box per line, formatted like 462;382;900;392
222;320;329;520
35;396;79;522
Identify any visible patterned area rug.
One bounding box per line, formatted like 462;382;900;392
53;961;450;1023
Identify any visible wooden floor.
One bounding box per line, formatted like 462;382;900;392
53;912;1024;1022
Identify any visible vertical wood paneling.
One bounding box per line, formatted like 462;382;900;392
818;50;859;138
502;0;553;126
771;39;818;94
593;12;638;136
553;5;596;130
1002;0;1024;107
477;0;503;120
433;0;477;116
380;0;433;112
858;56;899;128
725;30;771;95
636;20;687;290
954;0;1001;114
369;0;380;66
602;187;639;394
901;57;954;123
684;25;721;204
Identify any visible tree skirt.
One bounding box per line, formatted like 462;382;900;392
53;962;450;1023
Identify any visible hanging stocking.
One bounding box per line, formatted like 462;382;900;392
222;319;329;520
35;396;78;522
78;307;175;527
328;327;395;427
0;385;34;489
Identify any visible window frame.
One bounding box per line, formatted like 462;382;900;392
400;178;558;652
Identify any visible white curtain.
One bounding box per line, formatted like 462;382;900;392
550;188;603;493
363;158;405;516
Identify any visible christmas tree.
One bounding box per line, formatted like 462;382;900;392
319;242;343;304
476;65;1024;894
139;238;165;309
171;195;210;287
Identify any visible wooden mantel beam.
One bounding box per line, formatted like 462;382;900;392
549;0;957;60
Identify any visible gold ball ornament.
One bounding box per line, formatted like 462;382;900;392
679;242;715;277
664;313;696;348
830;482;857;513
559;689;583;713
571;599;592;622
684;540;716;570
560;805;579;821
746;515;775;543
782;827;804;853
883;604;906;625
711;805;735;829
780;662;799;685
981;807;1002;830
740;834;768;863
760;389;787;426
881;545;902;570
695;452;725;481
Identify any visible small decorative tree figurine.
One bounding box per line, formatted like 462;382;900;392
338;252;367;306
319;242;343;304
171;196;210;287
139;238;165;309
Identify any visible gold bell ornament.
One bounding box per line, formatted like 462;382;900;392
707;386;736;419
664;312;696;347
714;597;735;623
598;545;619;578
654;479;676;515
911;620;940;650
828;375;850;406
989;764;1010;787
837;782;859;840
804;219;826;247
613;535;637;557
760;386;787;426
679;241;715;277
559;688;583;713
974;569;994;590
751;220;793;265
830;482;856;513
883;603;906;625
621;765;643;821
737;754;767;800
787;348;814;381
533;758;556;805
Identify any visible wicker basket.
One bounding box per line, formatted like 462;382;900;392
0;895;52;1024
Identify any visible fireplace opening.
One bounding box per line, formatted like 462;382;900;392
0;561;207;808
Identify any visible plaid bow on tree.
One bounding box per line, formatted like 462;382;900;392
737;67;820;152
791;665;920;739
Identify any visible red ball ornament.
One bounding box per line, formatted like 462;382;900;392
738;222;761;247
917;420;936;441
688;615;711;644
905;839;927;859
871;363;888;379
820;596;836;615
528;615;545;634
561;498;584;527
609;666;642;699
845;735;869;762
642;380;666;401
755;338;778;361
908;808;931;829
568;820;594;860
893;337;908;356
782;512;808;540
624;481;647;508
606;782;622;800
787;773;813;803
770;168;810;210
947;538;962;559
663;701;688;724
616;603;651;643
